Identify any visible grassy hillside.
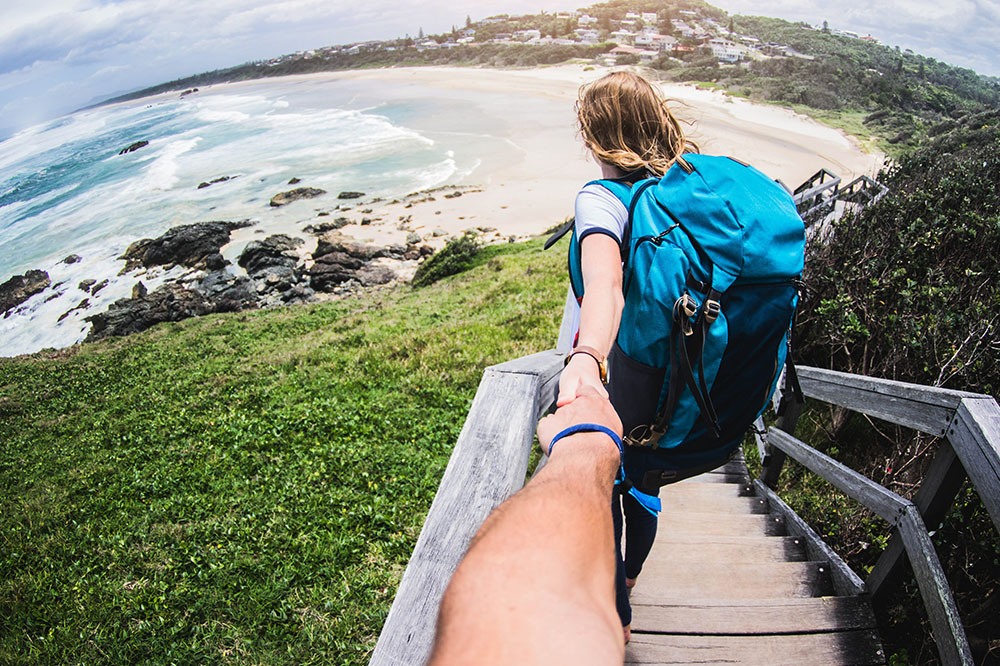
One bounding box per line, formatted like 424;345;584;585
0;238;566;665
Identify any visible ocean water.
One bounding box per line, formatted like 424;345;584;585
0;75;523;357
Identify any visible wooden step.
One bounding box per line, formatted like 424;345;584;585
658;492;770;515
642;535;807;564
654;511;786;537
660;480;755;497
630;597;878;634
629;561;833;602
625;630;886;665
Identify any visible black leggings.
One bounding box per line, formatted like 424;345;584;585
612;485;659;626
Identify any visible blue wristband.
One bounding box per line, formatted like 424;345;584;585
548;423;623;460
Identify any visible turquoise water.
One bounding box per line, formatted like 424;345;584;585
0;75;521;356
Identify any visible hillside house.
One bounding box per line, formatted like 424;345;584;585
578;14;597;25
672;20;696;38
611;29;637;44
641;12;658;23
709;38;750;63
513;29;541;41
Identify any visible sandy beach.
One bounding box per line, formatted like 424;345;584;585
235;64;884;253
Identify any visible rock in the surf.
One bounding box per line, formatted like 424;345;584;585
0;269;50;316
118;141;149;155
269;187;326;207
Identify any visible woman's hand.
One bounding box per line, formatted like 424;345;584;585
557;353;609;406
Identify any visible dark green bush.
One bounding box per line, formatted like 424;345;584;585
411;231;481;288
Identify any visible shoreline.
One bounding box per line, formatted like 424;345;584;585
2;64;885;356
207;64;884;255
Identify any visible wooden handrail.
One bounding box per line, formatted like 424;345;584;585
761;366;1000;666
368;349;562;666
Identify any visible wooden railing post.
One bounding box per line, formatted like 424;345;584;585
368;351;563;666
868;443;967;601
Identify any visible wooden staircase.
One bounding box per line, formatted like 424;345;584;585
627;458;886;665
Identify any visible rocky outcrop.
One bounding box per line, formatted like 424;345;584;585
1;270;50;316
337;191;365;200
118;141;148;155
85;283;219;341
237;234;305;296
269;187;326;207
197;175;236;189
63;254;81;264
118;221;250;272
308;233;396;291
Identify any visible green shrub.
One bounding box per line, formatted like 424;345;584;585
411;231;481;287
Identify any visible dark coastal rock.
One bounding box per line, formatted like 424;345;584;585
197;175;236;189
118;221;250;272
198;270;257;310
403;244;436;261
337;191;365;200
406;232;422;245
1;269;50;315
314;233;388;261
304;219;350;235
91;279;109;295
57;298;90;323
118;141;149;155
287;177;301;185
179;88;199;97
132;281;148;299
78;278;96;292
237;234;303;276
63;254;81;264
85;283;217;341
269;187;326;207
358;266;396;286
205;252;228;270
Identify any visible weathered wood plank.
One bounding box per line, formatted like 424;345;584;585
645;535;806;564
948;397;1000;533
658;492;769;515
897;506;974;666
626;630;886;665
630;597;877;635
555;286;577;353
869;444;967;600
630;561;832;602
754;480;866;597
369;366;544;666
796;366;977;437
766;428;909;523
656;511;786;537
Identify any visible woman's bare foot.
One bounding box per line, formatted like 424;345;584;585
623;624;631;644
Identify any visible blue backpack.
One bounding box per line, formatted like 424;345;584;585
564;154;805;465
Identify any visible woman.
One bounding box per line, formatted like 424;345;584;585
557;70;699;640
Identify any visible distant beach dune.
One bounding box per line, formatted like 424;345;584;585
256;64;884;249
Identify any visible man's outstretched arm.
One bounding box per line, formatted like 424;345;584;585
428;388;625;666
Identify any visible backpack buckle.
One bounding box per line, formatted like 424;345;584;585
704;299;721;324
625;424;666;449
673;294;697;336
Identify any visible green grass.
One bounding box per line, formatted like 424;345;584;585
0;237;567;665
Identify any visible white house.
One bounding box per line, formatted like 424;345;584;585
709;38;749;63
671;20;695;38
641;12;658;23
611;29;637;44
513;29;541;41
578;14;597;25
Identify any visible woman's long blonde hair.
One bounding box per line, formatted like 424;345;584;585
577;71;697;177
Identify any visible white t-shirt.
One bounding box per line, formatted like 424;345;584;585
564;183;629;334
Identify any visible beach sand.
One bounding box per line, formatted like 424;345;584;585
256;64;884;253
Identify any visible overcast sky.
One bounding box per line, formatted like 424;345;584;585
1;1;997;139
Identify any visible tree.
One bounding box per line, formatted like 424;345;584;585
418;27;424;39
822;19;829;33
728;18;734;34
466;15;472;29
